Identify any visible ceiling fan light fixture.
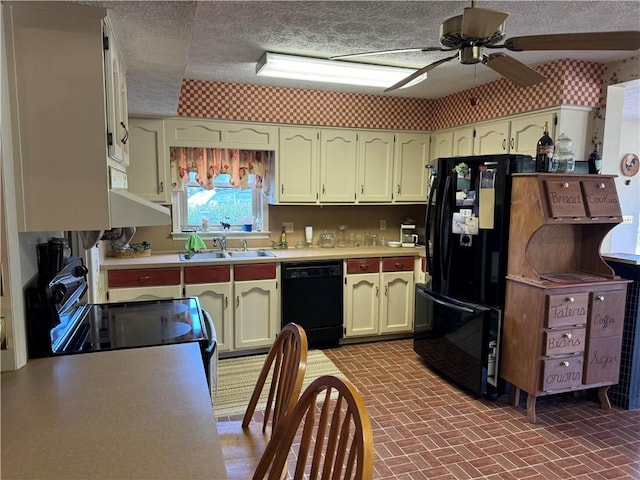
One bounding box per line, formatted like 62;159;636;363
256;52;423;89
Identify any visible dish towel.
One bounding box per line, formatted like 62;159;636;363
184;232;207;258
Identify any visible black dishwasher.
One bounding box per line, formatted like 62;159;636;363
281;261;343;347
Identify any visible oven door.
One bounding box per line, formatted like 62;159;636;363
413;284;502;398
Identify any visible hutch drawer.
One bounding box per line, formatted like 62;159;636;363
545;292;589;328
542;178;585;218
580;178;622;218
583;336;623;385
542;327;586;356
540;356;583;391
587;289;626;338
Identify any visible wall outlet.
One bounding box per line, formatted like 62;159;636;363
622;215;633;224
380;220;386;231
283;222;294;233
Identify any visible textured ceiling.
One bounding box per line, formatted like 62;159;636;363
93;1;640;116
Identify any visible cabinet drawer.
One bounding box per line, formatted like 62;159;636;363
346;258;380;274
543;179;586;218
542;327;586;356
108;268;180;287
184;266;231;284
580;178;622;218
587;289;626;338
540;356;583;391
381;257;413;272
583;336;622;385
234;263;277;281
545;293;588;328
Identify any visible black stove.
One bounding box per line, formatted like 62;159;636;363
25;257;209;362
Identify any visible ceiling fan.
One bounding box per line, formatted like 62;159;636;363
331;1;640;92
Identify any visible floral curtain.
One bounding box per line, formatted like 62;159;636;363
170;147;268;191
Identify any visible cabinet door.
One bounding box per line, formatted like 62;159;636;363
357;132;394;202
380;271;414;333
185;283;233;352
320;129;357;202
279;127;318;202
431;131;453;161
234;279;279;349
344;273;379;336
510;112;555;157
452;127;474;156
128;118;170;203
474;120;510;155
108;285;182;303
103;20;129;167
394;133;429;202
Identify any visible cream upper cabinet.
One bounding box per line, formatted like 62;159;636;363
394;132;430;203
431;131;453;162
103;19;129;168
474;120;511;155
163;118;278;149
357;131;394;202
320;130;358;203
278;127;319;203
128;118;170;204
4;2;112;232
509;112;556;157
452;127;474;156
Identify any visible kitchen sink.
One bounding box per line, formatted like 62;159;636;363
226;250;275;258
179;251;228;261
179;250;275;261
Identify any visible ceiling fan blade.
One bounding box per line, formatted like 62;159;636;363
461;7;508;39
330;47;447;60
504;31;640;52
483;53;547;87
384;54;457;92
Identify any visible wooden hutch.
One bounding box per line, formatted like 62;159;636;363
502;173;630;423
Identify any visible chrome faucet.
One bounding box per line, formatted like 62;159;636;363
212;236;226;251
241;239;248;251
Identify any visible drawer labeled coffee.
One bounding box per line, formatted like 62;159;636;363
587;289;626;339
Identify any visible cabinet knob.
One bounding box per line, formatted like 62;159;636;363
561;361;570;367
360;264;369;271
563;332;572;339
598;183;606;189
596;295;605;302
567;297;575;303
561;182;569;188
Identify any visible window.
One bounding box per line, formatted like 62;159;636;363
170;147;271;234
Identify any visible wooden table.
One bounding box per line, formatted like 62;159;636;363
1;343;227;479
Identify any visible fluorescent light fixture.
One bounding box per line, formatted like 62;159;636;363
256;52;426;89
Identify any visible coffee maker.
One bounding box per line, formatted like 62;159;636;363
37;238;68;281
400;223;417;247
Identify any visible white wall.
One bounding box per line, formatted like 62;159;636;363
601;80;640;255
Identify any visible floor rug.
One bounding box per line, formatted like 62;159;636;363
213;349;345;418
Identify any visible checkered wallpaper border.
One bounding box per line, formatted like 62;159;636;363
178;59;604;130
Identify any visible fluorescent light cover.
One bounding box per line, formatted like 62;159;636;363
256;52;425;89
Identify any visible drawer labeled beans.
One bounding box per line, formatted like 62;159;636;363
545;293;588;328
542;328;586;356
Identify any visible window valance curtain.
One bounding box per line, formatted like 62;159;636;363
170;147;269;191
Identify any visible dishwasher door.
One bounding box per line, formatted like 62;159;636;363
281;261;343;347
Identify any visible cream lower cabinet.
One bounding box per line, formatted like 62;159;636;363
184;266;233;353
344;257;414;338
233;264;280;350
128;118;170;203
394;133;430;202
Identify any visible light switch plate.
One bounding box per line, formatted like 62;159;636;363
622;215;633;224
380;220;386;230
283;222;294;233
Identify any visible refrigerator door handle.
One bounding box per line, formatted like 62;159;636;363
440;175;452;288
429;294;475;313
424;172;437;275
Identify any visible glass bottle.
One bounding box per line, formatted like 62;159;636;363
588;142;602;174
550;133;575;173
337;225;348;247
535;121;554;172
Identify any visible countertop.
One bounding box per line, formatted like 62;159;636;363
1;343;227;480
100;245;425;269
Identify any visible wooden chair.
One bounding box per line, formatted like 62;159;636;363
252;375;374;480
217;323;308;479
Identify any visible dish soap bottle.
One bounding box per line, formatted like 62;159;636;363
280;225;288;248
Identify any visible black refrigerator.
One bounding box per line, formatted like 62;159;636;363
414;154;534;398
